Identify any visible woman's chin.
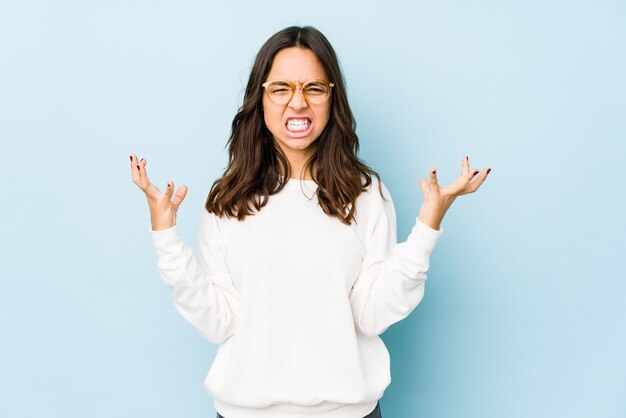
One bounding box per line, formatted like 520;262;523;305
274;135;318;152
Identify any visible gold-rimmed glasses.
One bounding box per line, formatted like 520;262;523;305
262;79;334;105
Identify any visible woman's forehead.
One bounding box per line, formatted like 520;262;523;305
266;47;328;81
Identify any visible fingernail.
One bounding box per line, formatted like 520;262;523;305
137;165;140;171
140;158;144;162
473;170;479;176
432;169;436;175
129;155;132;162
487;168;491;174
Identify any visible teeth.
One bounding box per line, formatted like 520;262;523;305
286;119;311;132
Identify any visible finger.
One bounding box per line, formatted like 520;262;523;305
459;158;480;185
418;179;430;200
429;168;440;191
172;185;189;212
136;157;154;187
130;154;138;169
461;155;469;176
130;154;142;184
164;180;174;202
464;167;491;194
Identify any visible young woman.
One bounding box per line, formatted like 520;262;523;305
130;26;490;418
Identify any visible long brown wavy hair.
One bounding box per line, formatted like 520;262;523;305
205;25;385;225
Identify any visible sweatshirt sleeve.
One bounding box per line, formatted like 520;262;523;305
150;208;239;344
349;182;443;337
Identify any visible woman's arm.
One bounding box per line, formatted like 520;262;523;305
349;156;490;337
349;183;443;337
150;208;239;344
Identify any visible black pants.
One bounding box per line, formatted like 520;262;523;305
217;401;382;418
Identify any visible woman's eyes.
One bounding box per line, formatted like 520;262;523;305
268;82;327;95
304;85;327;95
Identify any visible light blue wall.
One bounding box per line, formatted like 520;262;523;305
1;1;624;417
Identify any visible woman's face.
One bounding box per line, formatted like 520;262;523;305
262;47;331;166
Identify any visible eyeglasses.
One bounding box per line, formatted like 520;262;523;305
262;79;334;105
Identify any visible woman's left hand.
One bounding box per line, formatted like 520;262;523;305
417;156;491;231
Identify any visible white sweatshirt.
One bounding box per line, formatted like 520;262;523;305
150;176;443;418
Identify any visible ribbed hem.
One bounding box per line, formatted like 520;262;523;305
214;399;378;418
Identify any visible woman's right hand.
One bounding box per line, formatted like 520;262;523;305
130;155;188;231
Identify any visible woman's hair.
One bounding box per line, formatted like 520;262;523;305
205;25;384;225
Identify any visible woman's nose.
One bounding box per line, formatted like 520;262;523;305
288;86;308;109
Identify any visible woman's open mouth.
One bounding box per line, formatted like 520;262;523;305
284;118;313;138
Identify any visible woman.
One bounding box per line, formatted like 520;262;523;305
130;26;490;418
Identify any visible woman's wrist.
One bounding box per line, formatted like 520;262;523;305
151;222;175;231
150;213;175;231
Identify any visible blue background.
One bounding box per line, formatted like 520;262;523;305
1;1;625;417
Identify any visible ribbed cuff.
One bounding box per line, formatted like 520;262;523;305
149;225;183;259
406;216;444;258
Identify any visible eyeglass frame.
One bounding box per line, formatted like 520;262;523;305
261;79;335;105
